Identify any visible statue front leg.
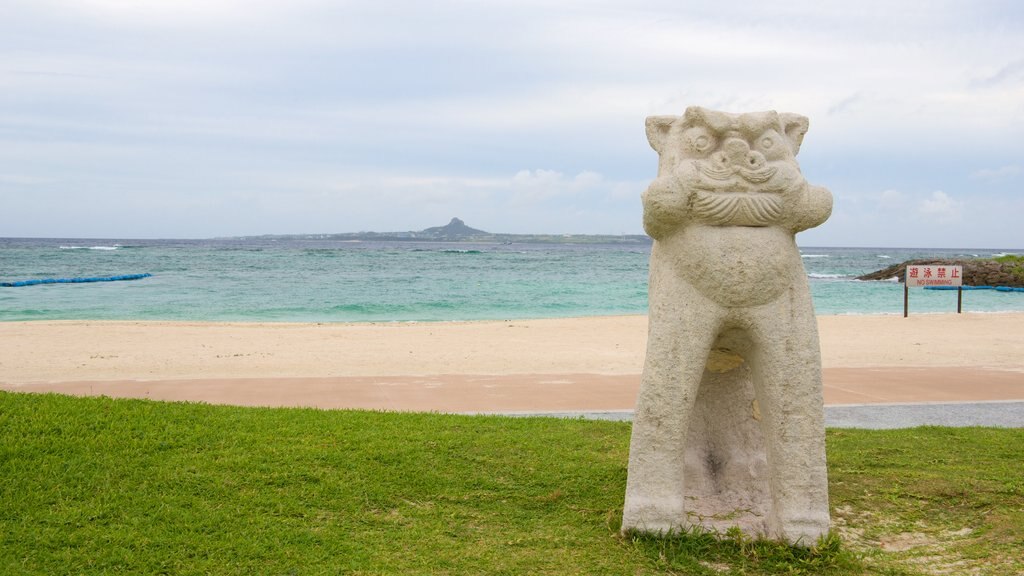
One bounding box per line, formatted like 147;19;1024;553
623;268;724;535
746;296;830;545
641;176;692;240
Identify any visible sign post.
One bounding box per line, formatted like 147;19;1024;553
904;264;964;317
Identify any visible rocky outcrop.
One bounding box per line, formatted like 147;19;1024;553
857;258;1024;288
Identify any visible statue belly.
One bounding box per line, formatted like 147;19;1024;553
659;226;801;308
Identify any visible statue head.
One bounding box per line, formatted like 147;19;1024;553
643;106;822;229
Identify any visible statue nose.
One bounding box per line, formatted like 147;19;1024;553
722;137;766;169
723;138;751;164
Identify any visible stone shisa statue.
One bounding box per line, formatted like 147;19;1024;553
622;106;833;545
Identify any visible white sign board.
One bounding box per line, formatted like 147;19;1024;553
905;265;963;287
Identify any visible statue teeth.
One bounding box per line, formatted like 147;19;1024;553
698;163;777;184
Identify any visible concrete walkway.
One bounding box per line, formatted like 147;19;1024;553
496;400;1024;428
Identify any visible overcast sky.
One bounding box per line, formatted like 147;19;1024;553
2;0;1022;247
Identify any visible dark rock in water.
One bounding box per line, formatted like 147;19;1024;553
856;258;1024;288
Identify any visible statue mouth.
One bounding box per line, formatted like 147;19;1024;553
698;162;778;184
692;190;783;226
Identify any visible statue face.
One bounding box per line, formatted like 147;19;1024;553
647;107;812;227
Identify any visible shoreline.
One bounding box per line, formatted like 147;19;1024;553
2;313;1023;412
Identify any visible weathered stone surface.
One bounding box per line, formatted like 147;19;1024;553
622;106;833;545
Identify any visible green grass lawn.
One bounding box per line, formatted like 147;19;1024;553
1;392;1021;575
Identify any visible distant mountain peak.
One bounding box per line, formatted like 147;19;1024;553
419;218;488;238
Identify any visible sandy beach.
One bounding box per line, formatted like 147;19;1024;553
2;313;1023;412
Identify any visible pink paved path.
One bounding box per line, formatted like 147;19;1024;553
5;367;1022;413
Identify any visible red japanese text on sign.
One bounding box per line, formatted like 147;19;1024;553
906;265;963;287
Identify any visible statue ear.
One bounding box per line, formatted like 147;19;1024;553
645;116;676;154
780;113;809;155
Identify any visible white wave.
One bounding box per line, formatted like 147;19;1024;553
877;254;891;259
800;254;829;258
844;276;898;282
59;245;120;251
808;273;846;279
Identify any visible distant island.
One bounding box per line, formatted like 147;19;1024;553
239;218;652;245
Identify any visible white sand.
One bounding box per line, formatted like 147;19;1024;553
1;313;1022;411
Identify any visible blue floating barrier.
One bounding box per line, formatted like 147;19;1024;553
924;285;995;291
1;273;152;287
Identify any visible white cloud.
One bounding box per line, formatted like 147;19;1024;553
877;189;908;209
187;167;643;236
0;173;53;185
2;0;1024;244
507;169;612;205
971;59;1024;88
918;190;964;223
971;165;1020;182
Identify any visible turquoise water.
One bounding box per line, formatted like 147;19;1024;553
1;238;1021;322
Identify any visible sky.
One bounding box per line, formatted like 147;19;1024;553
1;0;1022;247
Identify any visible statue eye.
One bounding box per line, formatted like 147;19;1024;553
760;136;775;149
682;126;716;156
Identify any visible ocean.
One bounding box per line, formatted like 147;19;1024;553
1;238;1021;322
